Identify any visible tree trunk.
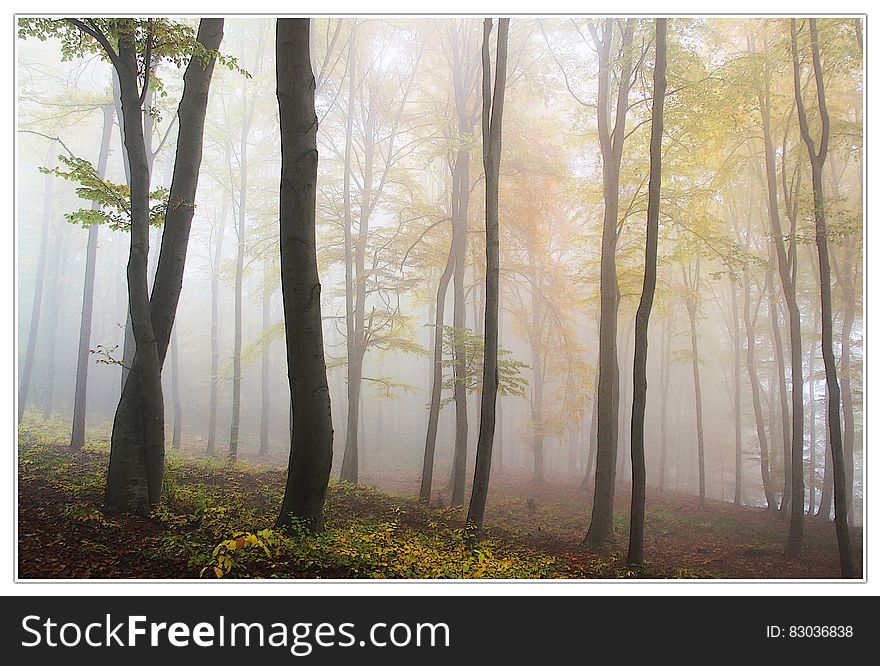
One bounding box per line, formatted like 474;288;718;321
627;17;665;566
340;34;361;484
767;274;792;514
581;373;599;490
105;19;224;513
448;150;471;506
229;110;253;464
19;168;54;422
42;218;68;420
207;206;226;454
527;245;545;483
420;236;455;502
759;54;805;550
170;325;182;451
685;260;706;507
105;23;165;514
275;17;334;533
808;302;819;514
71;104;114;448
791;18;853;577
113;70;136;394
584;18;635;547
260;260;272;457
729;275;743;505
466;17;508;541
659;316;672;491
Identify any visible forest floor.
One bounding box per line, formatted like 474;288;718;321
18;420;862;580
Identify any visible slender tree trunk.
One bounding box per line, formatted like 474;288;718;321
581;373;599;490
171;325;182;451
659;316;672;491
838;268;856;523
260;261;272;457
449;153;470;506
494;300;505;475
19;168;54;422
685;261;706;507
585;18;635;547
830;231;858;525
767;274;792;514
275;17;334;532
818;409;833;520
420;237;455;502
207;207;226;454
465;17;508;541
71;104;114;448
617;316;634;484
42;219;68;420
113;70;136;394
730;275;743;505
791;18;853;577
340;34;361;483
526;243;545;483
229;112;252;463
808;303;819;514
627;17;665;566
759;53;805;550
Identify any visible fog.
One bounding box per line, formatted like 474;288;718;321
17;17;863;526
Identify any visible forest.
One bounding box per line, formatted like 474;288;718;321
16;16;863;579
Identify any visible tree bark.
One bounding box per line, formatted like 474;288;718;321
275;17;334;532
627;17;666;566
71;104;114;448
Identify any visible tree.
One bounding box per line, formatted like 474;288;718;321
683;258;706;506
627;17;666;567
19;17;230;511
757;28;805;551
331;22;424;485
583;18;637;547
227;21;268;463
465;16;509;542
275;17;334;532
790;17;853;577
70;103;114;448
18;164;54;422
